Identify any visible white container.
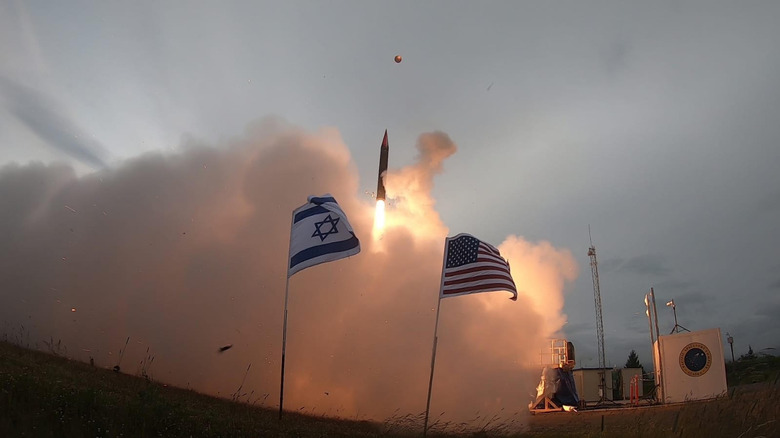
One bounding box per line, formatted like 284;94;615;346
655;328;727;403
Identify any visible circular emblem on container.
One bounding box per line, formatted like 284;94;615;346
679;342;712;377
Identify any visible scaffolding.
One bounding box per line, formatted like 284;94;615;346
588;230;610;405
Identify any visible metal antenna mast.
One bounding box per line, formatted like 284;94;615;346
588;226;608;402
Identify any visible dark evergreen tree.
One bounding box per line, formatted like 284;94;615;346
625;350;643;369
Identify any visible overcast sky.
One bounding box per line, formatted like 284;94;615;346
2;0;779;421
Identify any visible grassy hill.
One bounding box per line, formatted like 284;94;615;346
2;341;779;437
0;341;395;437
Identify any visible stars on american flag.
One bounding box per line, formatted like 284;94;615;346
440;233;518;300
446;235;481;268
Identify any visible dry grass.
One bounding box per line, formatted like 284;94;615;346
0;341;390;437
524;381;780;438
1;340;778;437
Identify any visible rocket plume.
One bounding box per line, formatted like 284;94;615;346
372;200;386;240
0;119;578;428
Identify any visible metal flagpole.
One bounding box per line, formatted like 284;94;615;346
645;289;657;402
423;297;442;436
650;288;664;403
279;211;295;419
645;290;655;354
278;275;291;419
424;237;450;436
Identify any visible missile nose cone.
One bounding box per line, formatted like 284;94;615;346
382;129;388;148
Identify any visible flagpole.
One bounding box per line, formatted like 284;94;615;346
423;296;442;436
279;275;291;419
279;211;295;419
424;237;450;436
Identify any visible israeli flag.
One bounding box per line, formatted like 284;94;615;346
288;194;361;277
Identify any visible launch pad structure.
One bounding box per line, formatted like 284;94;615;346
529;235;729;414
529;339;580;413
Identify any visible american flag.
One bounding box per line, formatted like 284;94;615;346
439;233;518;300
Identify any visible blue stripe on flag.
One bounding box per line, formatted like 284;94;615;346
289;234;360;270
293;205;330;223
308;196;337;205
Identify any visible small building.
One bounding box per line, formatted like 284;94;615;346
572;367;614;403
619;367;644;400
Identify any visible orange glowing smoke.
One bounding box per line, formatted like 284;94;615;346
0;122;580;428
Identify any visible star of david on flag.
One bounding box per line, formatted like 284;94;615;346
439;233;517;300
288;194;361;277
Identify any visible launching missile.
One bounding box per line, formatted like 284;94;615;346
376;130;389;201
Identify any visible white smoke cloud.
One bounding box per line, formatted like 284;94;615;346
0;119;578;428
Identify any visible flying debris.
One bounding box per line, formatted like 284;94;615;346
218;344;234;353
376;130;389;201
394;55;402;63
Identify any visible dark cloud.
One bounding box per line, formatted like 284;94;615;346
0;75;107;169
563;321;592;337
723;297;780;354
651;279;696;291
598;257;624;274
618;254;671;277
608;335;651;368
754;298;780;320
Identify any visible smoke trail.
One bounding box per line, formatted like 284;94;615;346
0;75;108;169
0;119;577;427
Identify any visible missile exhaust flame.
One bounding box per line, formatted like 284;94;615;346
372;200;386;240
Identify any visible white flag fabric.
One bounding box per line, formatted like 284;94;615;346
288;194;361;277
